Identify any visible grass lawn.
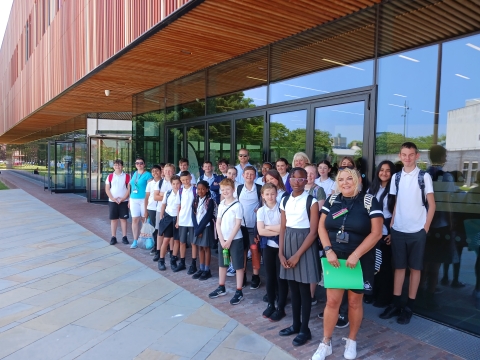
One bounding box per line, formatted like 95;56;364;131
0;180;9;190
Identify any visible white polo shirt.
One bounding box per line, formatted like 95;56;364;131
390;166;433;233
218;200;243;240
238;183;259;228
156;179;172;212
146;179;159;210
162;190;180;216
178;186;195;227
315;177;335;196
280;192;317;228
105;172;129;202
257;203;281;248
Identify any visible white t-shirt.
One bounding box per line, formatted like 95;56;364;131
178;187;195;227
146;179;159;210
162;190;180;216
238;184;259;228
315;177;335;196
156;179;172;212
105;172;129;202
218;200;243;241
280;191;317;228
257;203;281;248
390;166;434;233
177;171;197;184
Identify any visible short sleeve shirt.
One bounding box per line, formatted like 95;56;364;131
129;171;153;199
218;200;243;241
315;177;335;196
156;179;172;211
146;179;159;210
105;172;129;202
178;187;195;227
162;190;180;216
321;193;383;252
280;192;318;229
257;203;281;248
238;184;260;228
390;166;434;233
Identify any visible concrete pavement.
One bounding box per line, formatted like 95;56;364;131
0;189;293;360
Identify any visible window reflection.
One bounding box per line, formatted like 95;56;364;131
235;116;263;170
187;125;205;179
269;110;307;162
208;121;231;165
270;60;373;104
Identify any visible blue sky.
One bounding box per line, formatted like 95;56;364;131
0;0;14;48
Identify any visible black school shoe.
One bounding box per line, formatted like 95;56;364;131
152;251;160;262
379;304;402;319
187;263;197;275
110;236;117;245
292;328;311;347
279;325;299;337
230;290;244;305
158;260;166;271
122;236;129;244
269;308;286;322
250;275;261;290
397;306;413;325
209;285;227;299
173;262;186;272
192;269;203;279
262;303;275;318
199;270;212;281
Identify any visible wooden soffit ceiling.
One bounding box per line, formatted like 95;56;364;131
2;0;382;144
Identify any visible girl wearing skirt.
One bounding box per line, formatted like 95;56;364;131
278;167;321;347
191;180;216;280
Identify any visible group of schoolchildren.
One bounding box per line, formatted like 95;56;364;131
106;142;437;360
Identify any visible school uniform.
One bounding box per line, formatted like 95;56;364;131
155;179;172;229
210;173;226;204
158;189;180;239
146;179;159;239
315;177;335;196
177;171;197;184
257;203;288;310
238;183;260;248
217;200;244;270
178;187;195;245
192;195;215;247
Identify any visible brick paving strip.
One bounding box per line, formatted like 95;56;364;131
0;170;465;359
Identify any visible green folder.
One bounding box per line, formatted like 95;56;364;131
321;258;364;290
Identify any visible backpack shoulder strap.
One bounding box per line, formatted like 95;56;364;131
418;170;428;208
363;193;374;214
157;178;164;192
395;172;401;195
237;184;244;198
328;193;338;206
255;184;262;203
125;173;130;186
282;194;290;209
166;189;172;202
193;186;197;198
108;173;113;183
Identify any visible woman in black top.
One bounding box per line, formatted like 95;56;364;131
312;168;383;360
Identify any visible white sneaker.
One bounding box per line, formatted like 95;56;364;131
343;337;357;359
312;341;332;360
226;264;236;277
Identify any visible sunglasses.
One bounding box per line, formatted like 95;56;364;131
289;177;307;183
238;154;248;157
135;162;144;165
338;166;355;170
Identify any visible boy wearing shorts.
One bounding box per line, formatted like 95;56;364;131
105;159;130;245
157;175;181;271
153;163;174;261
208;178;245;305
173;171;197;273
380;142;436;325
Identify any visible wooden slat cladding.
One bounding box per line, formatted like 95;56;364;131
1;0;381;143
379;0;480;56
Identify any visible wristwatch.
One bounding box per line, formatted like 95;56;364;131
324;246;332;252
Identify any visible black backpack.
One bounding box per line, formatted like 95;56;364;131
237;184;262;204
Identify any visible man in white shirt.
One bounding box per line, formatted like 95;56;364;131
235;149;256;185
177;158;197;184
105;159;130;245
380;142;436;325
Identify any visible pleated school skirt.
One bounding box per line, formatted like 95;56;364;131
279;227;321;284
193;225;213;248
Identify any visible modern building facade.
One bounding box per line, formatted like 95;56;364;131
1;0;479;337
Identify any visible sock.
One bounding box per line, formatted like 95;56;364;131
180;257;185;265
407;297;415;310
169;250;173;257
393;295;402;307
192;258;197;264
200;264;205;271
205;265;210;271
160;258;164;262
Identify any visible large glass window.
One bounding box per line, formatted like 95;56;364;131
166;72;206;121
208;120;231;166
186;124;205;178
269;110;307;162
167;127;183;168
314;102;364;167
235;115;264;170
207;48;268;114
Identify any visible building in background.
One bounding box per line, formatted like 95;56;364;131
0;0;480;336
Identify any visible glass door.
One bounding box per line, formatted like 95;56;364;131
88;136;132;202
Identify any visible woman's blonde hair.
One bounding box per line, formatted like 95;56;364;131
292;152;311;166
335;167;361;196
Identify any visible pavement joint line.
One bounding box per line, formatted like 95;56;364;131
0;321;21;333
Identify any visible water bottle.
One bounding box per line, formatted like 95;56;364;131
222;248;230;266
250;243;261;270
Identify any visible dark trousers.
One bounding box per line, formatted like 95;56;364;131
373;238;394;305
264;245;288;310
289;280;311;333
